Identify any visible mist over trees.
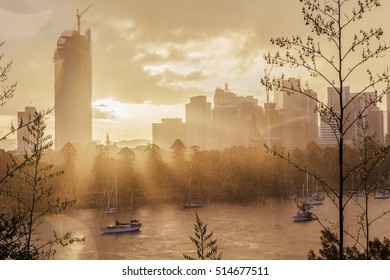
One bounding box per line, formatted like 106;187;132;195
7;138;388;210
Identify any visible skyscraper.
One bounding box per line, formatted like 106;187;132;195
152;118;186;149
185;96;212;149
17;106;37;151
274;78;319;149
320;86;351;146
209;85;261;149
54;21;92;150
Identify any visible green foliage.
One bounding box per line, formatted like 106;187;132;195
369;237;390;260
308;230;390;260
0;111;84;259
183;211;222;260
0;42;16;108
0;211;27;259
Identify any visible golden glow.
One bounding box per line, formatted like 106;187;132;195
92;99;128;119
0;8;53;38
0;1;389;145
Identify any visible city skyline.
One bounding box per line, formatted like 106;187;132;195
1;0;390;144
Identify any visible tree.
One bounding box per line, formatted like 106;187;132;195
60;142;78;198
145;143;163;167
183;211;222;260
0;110;83;259
308;229;390;260
263;0;390;259
170;139;186;165
118;147;135;167
118;147;139;207
144;143;171;201
90;144;113;207
170;139;189;201
0;41;16;108
350;125;389;259
0;43;83;259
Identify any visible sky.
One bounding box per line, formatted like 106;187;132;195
1;0;390;145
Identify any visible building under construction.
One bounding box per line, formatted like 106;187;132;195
54;7;92;150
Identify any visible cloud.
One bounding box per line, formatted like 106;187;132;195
92;108;115;120
92;101;116;119
2;0;390;141
0;7;53;39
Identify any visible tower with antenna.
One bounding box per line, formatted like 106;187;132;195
54;5;93;150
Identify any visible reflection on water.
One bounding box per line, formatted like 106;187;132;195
45;199;390;260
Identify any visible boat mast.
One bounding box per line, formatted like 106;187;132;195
306;172;309;197
116;176;118;210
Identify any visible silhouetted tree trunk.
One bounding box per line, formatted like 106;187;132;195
263;0;390;259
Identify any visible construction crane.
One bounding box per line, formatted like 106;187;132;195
76;4;93;34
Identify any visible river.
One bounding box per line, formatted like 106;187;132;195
44;198;390;260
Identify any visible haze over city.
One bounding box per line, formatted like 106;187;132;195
4;0;390;266
1;0;390;146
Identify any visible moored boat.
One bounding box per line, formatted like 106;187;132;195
183;202;203;209
101;219;142;234
304;193;324;205
293;201;317;222
374;190;389;199
293;211;317;222
101;177;142;234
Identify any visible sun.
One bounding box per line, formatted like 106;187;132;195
92;99;128;119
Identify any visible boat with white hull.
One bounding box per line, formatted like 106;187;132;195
374;190;389;199
101;219;141;234
101;177;142;234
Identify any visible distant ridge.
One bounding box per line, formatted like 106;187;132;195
117;139;150;148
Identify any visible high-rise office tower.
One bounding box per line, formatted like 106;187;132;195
320;86;351;146
54;18;92;150
185;96;212;149
17;106;37;151
353;92;384;145
274;78;319;149
211;104;240;150
152;118;186;149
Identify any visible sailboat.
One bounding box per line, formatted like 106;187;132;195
303;173;324;205
104;188;117;214
374;190;390;199
101;219;142;234
101;177;142;234
348;174;365;197
183;181;203;208
293;201;317;222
